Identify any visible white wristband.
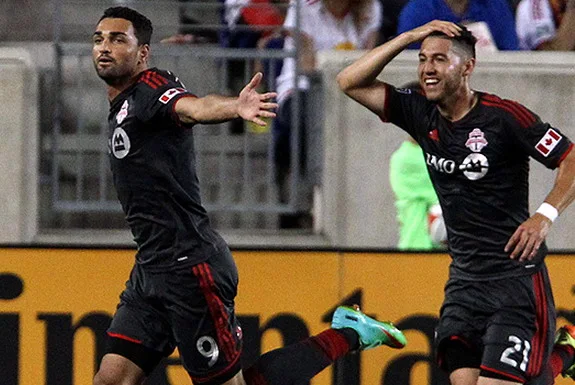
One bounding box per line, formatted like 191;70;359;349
536;202;559;222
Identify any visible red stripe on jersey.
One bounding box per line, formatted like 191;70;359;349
138;72;158;89
482;95;532;124
141;78;158;89
528;271;549;376
107;332;142;344
380;83;392;122
481;100;530;128
150;72;168;86
503;100;536;126
480;365;525;383
145;72;163;87
481;100;531;128
482;95;536;128
192;263;238;363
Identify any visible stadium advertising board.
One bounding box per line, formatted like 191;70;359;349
0;248;574;385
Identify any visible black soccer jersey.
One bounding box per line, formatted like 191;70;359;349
383;84;573;280
107;68;226;270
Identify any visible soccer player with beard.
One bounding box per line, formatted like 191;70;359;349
91;6;406;385
337;19;575;385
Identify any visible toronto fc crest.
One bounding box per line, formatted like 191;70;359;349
465;128;488;152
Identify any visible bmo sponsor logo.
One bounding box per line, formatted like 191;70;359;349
426;153;456;174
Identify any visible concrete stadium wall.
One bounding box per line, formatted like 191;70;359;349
318;50;575;249
0;48;39;244
2;46;575;250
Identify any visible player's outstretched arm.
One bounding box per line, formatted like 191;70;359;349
506;148;575;261
175;72;277;126
336;20;461;118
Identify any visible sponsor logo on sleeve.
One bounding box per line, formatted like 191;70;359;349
159;88;185;104
535;128;562;157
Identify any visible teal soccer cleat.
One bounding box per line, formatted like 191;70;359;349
331;305;407;350
555;325;575;379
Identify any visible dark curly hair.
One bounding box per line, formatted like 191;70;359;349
99;6;153;45
428;24;477;59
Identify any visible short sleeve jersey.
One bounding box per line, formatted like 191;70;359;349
107;68;226;270
383;85;573;280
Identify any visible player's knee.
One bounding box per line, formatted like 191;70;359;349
93;370;117;385
93;368;143;385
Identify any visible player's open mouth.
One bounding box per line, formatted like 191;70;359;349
424;78;439;86
98;57;114;64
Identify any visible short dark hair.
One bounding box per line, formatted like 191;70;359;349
99;6;153;45
428;24;477;59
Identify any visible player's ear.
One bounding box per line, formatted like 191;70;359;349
462;57;475;78
138;44;150;64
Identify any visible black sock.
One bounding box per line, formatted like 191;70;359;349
243;328;357;385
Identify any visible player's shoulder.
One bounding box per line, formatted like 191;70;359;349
136;68;181;91
479;92;537;129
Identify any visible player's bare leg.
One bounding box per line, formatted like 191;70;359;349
93;353;146;385
449;368;479;385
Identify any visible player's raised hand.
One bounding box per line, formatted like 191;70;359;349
505;214;552;262
405;20;462;43
238;72;278;126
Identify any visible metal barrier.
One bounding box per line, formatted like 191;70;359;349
42;0;319;230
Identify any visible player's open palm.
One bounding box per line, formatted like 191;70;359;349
238;72;278;126
505;214;552;262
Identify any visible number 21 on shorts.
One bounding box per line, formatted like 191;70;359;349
500;335;531;371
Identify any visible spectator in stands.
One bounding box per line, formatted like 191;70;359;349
222;0;288;133
274;0;382;228
222;0;287;49
516;0;575;50
380;0;411;42
161;0;219;44
396;0;519;50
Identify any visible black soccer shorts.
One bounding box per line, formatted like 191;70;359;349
435;266;556;383
106;248;243;385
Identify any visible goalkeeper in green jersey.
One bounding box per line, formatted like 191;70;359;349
389;137;445;250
